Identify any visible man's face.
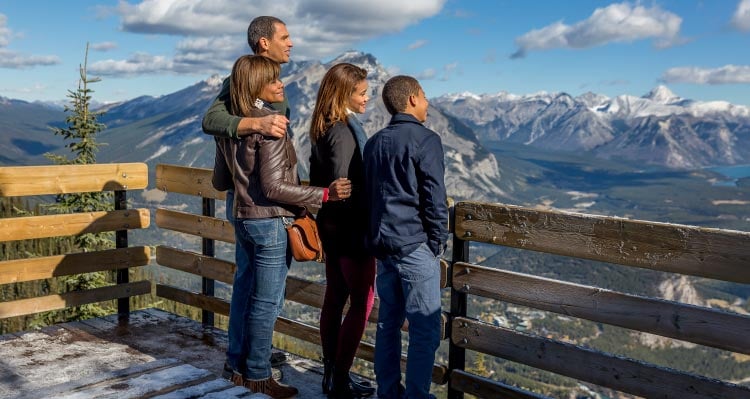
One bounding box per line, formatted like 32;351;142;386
263;22;292;64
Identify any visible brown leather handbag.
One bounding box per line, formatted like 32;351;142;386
286;213;325;262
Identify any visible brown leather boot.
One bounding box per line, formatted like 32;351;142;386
246;376;299;399
229;371;245;387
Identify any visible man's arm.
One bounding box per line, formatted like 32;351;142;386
416;133;449;256
201;77;288;139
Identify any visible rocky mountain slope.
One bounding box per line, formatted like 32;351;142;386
433;86;750;169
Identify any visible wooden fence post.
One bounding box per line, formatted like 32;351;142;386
448;202;468;399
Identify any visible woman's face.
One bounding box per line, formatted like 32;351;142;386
260;78;284;104
348;80;369;114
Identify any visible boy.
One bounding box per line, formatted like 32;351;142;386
363;75;449;399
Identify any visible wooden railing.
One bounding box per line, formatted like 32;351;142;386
448;202;750;399
2;162;749;399
0;163;151;320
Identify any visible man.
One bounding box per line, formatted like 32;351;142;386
363;76;449;399
203;16;295;399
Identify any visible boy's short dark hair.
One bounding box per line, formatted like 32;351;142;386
382;75;422;115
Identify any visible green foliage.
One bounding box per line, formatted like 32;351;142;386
42;43;112;321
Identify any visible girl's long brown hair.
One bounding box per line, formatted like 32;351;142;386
229;55;280;117
309;63;367;144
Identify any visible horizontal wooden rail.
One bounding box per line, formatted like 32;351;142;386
0;163;148;197
0;247;151;285
454;202;750;283
155;164;226;200
155;209;234;243
449;369;549;399
452;263;750;355
452;317;750;399
156;284;229;316
0;209;150;242
0;281;151;319
155;246;450;327
155;246;235;284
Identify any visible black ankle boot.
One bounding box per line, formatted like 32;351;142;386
322;358;334;394
329;376;375;398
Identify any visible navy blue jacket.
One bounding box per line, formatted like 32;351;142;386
363;113;449;259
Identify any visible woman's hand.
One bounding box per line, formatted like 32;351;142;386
328;178;352;201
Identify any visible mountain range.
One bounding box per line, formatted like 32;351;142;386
433;85;750;169
2;51;749;200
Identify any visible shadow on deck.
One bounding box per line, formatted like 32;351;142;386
0;308;333;399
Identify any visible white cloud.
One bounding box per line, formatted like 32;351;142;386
0;14;11;47
91;41;118;52
731;0;750;31
89;53;175;76
115;0;446;59
661;65;750;85
416;68;437;80
0;14;60;69
512;2;683;58
89;36;241;76
407;39;428;50
0;49;60;69
1;82;48;94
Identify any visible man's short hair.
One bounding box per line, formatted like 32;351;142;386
247;16;285;54
381;75;422;115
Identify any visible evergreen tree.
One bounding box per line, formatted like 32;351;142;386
44;43;112;320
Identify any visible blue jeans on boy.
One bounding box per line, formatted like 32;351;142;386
374;243;442;399
232;216;291;380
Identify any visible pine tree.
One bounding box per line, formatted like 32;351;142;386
44;43;113;320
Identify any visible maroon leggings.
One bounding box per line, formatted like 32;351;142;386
319;254;376;382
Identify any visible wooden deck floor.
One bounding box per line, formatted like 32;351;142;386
0;308;336;398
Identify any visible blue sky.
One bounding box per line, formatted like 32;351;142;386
1;0;749;105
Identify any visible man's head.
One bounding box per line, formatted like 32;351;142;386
247;16;292;63
381;75;429;122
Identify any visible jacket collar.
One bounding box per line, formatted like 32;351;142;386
390;113;423;125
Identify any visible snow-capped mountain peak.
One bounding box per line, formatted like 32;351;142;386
643;85;680;104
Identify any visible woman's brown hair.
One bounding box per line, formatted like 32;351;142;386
229;55;281;117
309;63;367;144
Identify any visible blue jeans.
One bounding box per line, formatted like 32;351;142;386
229;211;291;379
374;243;442;399
226;190;250;372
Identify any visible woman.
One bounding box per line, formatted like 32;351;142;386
309;63;376;399
218;55;351;399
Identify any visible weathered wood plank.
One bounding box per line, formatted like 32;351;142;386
155;208;234;243
454;201;750;283
15;358;182;399
0;163;148;197
155;164;226;200
150;378;238;399
450;369;549;399
55;363;215;399
155;246;235;284
0;246;151;284
0;209;151;242
452;317;750;399
0;281;151;319
452;263;750;355
156;284;230;316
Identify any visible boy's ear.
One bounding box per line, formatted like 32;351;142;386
408;94;418;107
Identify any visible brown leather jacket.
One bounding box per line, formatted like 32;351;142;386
214;106;324;219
